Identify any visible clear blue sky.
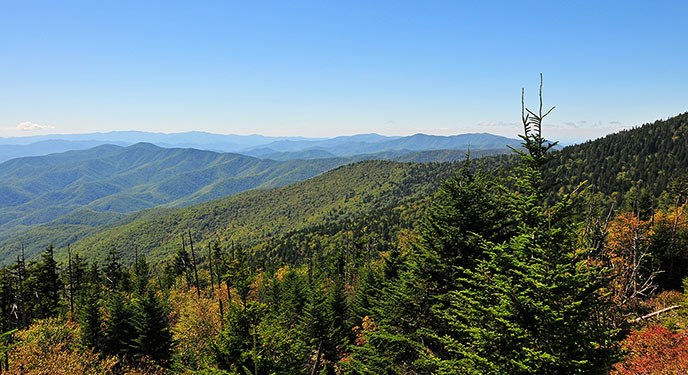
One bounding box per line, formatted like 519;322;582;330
1;1;686;142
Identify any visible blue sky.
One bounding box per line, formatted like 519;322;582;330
1;1;686;142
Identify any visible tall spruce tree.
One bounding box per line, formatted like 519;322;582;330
131;289;173;366
346;76;618;374
103;291;136;358
78;285;103;351
429;76;618;374
345;161;511;374
35;245;61;319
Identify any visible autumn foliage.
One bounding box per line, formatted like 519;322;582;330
613;324;688;374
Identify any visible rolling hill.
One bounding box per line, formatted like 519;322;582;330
58;159;458;265
0;143;351;261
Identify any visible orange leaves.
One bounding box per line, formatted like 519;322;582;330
613;325;688;375
606;212;654;255
352;316;378;346
604;212;658;317
6;318;117;375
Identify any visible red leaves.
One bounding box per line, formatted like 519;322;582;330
613;325;688;374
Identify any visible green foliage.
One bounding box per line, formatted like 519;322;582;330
346;78;619;374
103;291;136;358
24;245;62;320
547;112;688;203
0;144;348;263
131;289;173;366
425;81;617;373
65;160;457;265
4;109;688;373
78;284;102;351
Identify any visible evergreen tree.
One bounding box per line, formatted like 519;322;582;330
103;291;136;358
78;286;103;351
104;248;128;291
429;77;618;373
347;76;619;374
0;268;16;331
35;245;61;319
71;253;88;299
299;278;349;375
133;255;151;295
131;289;173;366
215;301;263;374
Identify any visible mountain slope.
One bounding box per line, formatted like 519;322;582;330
548;112;688;199
0;143;351;260
62;160;458;265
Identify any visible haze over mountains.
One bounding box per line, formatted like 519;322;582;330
0;131;522;262
0;131;521;162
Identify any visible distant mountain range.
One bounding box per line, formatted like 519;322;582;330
0;131;522;262
0;131;521;162
0;143;347;254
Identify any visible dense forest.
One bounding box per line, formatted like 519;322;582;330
2;101;688;374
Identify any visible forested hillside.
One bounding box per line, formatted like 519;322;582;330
549;112;688;199
0;144;347;262
64;160;458;265
1;110;688;374
0;140;516;264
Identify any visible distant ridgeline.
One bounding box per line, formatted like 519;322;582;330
0;132;522;264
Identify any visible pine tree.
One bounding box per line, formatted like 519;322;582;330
104;247;129;291
78;286;103;351
346;76;619;374
133;255;150;295
0;269;15;332
131;289;173;366
346;162;510;374
103;291;135;358
35;245;61;319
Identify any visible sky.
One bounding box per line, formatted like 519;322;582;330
1;1;687;143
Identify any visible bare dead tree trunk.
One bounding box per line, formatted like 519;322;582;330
633;305;682;323
188;230;201;299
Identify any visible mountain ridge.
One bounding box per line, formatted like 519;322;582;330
0;131;521;162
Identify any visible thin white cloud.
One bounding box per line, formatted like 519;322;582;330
16;121;56;131
476;121;519;128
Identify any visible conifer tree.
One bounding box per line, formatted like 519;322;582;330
430;76;618;374
131;289;173;366
103;291;135;358
35;245;61;318
104;248;128;291
0;269;15;331
133;254;150;295
78;286;102;351
346;76;619;374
